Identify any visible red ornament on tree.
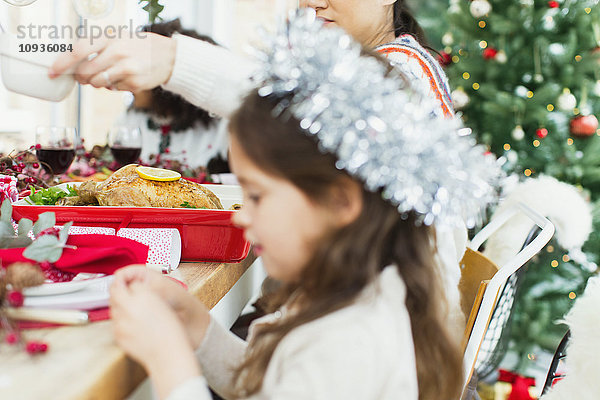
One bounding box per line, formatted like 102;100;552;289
483;47;498;60
570;115;599;137
536;128;548;138
437;51;452;67
498;369;536;400
548;0;559;8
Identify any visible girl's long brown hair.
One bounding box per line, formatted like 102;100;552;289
229;91;463;400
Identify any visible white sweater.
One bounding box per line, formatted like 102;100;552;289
163;34;257;119
166;266;418;400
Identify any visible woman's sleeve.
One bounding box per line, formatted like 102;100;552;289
194;317;249;399
162;34;258;119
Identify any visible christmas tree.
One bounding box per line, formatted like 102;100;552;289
438;0;600;371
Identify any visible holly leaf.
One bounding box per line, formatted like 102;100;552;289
18;218;33;237
59;222;73;246
23;235;62;263
32;212;56;236
0;199;12;224
0;221;16;238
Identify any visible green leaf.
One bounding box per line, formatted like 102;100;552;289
59;222;73;245
18;218;33;237
33;212;56;236
139;0;164;23
0;236;32;249
0;199;12;224
0;221;15;238
23;235;62;263
27;186;75;205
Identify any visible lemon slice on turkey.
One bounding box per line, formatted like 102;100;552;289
135;166;181;182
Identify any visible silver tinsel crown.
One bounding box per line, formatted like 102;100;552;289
251;9;503;228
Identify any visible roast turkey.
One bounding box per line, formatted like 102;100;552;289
58;164;223;209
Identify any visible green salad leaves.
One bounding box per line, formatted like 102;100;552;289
27;186;78;206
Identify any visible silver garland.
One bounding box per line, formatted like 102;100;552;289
251;9;504;228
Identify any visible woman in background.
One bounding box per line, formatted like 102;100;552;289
116;19;229;173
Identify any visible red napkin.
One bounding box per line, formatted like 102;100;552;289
0;234;149;275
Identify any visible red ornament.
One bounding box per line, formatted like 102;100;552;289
570;115;599;137
536;128;548;138
437;51;452;67
548;1;559;8
498;369;536;400
483;47;499;60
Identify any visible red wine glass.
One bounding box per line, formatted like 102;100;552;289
35;126;77;180
109;126;142;166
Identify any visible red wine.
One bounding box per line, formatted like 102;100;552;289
111;146;142;166
36;148;75;175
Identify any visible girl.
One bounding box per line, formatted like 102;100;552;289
109;12;500;400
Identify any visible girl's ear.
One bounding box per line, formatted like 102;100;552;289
329;177;363;227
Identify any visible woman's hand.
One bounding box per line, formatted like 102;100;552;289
111;266;212;348
49;32;177;92
110;278;201;399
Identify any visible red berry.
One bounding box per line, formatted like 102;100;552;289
26;341;49;354
5;332;19;345
32;163;39;169
7;290;24;307
35;144;42;150
548;0;559;8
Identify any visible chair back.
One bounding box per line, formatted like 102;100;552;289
458;248;499;353
461;202;554;396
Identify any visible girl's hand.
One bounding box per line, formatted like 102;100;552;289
49;32;176;92
112;266;212;348
110;278;201;399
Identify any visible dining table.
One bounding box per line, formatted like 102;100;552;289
0;255;259;400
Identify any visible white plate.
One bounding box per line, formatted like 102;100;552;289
23;273;105;297
23;275;113;310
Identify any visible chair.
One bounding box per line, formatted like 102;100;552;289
460;202;555;397
473;225;541;379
